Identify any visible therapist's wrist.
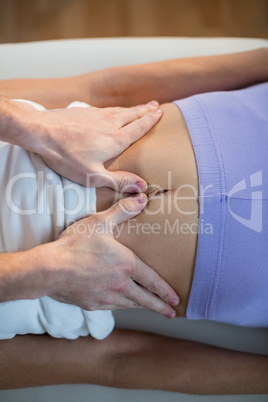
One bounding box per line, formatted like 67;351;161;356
0;244;56;303
0;97;45;154
13;100;48;155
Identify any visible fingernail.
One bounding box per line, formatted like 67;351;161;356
132;193;147;203
153;108;162;115
170;298;180;306
166;311;176;319
135;181;147;192
148;100;159;108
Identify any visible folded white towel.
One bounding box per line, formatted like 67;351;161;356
0;100;115;340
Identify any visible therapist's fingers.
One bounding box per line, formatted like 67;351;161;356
130;253;180;309
103;101;159;119
100;194;148;226
115;278;177;318
102;170;148;193
118;108;163;150
83;166;147;193
90;165;147;193
116;101;160;127
91;279;177;316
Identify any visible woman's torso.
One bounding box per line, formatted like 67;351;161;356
96;103;199;316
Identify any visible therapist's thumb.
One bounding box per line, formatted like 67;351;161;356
103;170;148;193
105;193;148;226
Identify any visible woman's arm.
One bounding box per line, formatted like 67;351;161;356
96;47;268;107
0;329;267;394
0;76;85;109
0;48;267;109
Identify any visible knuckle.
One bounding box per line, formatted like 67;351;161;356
118;250;135;268
118;197;131;212
118;197;137;214
136;116;147;129
117;176;130;193
146;298;167;315
147;280;161;294
112;128;120;138
117;132;129;149
147;113;157;125
133;108;142;118
126;263;135;276
103;293;115;306
120;265;134;280
113;281;127;294
103;112;116;123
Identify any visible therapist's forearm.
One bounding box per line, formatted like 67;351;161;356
0;245;56;302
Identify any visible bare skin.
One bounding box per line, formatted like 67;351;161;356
0;49;268;393
1;48;267;108
96;102;199;317
0;329;268;394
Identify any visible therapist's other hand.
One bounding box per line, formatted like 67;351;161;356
49;193;179;318
35;101;162;192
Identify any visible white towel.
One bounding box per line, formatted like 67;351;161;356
0;100;115;340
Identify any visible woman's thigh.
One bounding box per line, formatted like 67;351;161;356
96;103;199;316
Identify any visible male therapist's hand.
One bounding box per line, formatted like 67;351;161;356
31;101;162;192
48;194;179;317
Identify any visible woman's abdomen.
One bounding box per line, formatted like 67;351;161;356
96;103;199;316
